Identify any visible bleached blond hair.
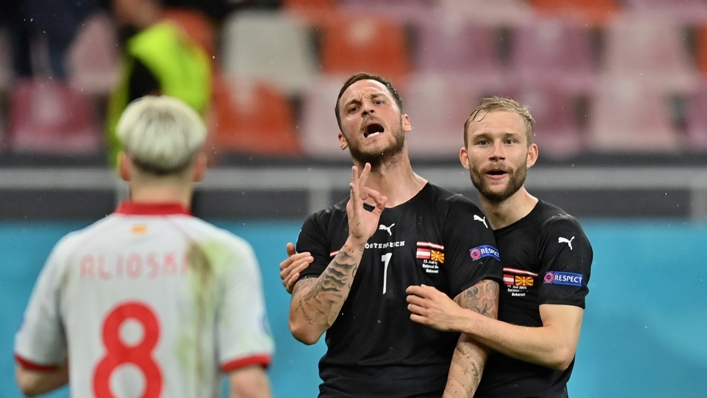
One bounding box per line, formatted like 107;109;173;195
116;96;206;175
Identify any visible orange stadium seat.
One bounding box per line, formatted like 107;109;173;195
8;78;102;154
587;79;681;153
693;24;707;79
529;0;621;25
319;13;412;84
66;12;120;96
208;76;302;158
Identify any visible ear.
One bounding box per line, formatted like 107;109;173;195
527;143;538;169
118;152;131;182
192;153;207;182
338;132;348;150
459;147;470;170
402;114;412;133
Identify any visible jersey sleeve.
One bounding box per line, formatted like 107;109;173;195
443;196;503;297
296;211;336;280
537;214;593;308
14;238;72;370
217;237;275;372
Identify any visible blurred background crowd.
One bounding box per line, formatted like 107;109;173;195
2;0;707;167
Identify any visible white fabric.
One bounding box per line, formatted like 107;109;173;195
15;209;274;398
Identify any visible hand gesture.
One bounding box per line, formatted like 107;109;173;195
346;163;387;247
279;242;313;294
406;285;466;332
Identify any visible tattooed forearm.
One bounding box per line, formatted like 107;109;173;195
444;335;486;397
291;244;363;334
455;280;499;319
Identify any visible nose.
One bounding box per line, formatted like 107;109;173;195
489;141;505;160
361;100;376;116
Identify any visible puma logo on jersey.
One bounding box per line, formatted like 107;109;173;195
558;236;575;250
379;223;395;236
474;215;488;228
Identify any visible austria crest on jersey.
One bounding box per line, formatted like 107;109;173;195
416;241;444;274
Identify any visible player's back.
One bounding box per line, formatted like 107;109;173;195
15;203;273;398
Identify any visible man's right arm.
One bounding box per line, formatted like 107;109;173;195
228;365;271;398
289;164;386;345
289;238;366;344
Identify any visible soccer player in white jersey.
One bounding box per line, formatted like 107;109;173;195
14;96;275;398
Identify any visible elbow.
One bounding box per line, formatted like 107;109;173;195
289;319;323;345
16;375;40;397
548;347;575;371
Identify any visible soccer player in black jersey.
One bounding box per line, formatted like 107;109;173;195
406;97;593;398
280;73;502;397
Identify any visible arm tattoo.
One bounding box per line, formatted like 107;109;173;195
455;279;499;319
293;247;362;328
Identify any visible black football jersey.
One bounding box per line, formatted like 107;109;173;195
475;200;593;398
296;183;502;398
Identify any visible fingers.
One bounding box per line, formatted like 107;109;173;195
358;163;371;200
286;242;297;256
363;187;387;212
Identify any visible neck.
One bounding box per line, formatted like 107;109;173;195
480;187;538;230
353;152;427;207
129;180;193;208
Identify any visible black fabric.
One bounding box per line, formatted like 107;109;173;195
127;58;161;103
475;200;593;398
296;183;502;397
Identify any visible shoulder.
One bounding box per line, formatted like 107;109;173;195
537;202;585;233
426;183;485;216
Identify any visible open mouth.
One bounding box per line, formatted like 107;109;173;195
487;169;508;177
363;123;385;138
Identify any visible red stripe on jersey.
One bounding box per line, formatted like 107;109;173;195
417;241;444;250
502;267;538;277
221;354;272;372
116;202;192;216
503;275;515;285
14;354;61;371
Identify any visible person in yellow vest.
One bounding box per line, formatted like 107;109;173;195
106;0;212;168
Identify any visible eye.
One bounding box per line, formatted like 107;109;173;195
348;105;358;114
374;99;384;105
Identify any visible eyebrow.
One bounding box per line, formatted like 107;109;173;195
343;92;386;109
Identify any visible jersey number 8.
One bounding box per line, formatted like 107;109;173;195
93;301;163;397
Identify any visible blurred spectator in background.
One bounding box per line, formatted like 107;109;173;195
0;0;101;79
105;0;212;168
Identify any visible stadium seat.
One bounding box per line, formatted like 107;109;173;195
221;10;317;96
338;0;431;23
297;76;351;160
528;0;621;26
622;0;707;23
437;0;532;24
692;24;707;79
685;83;707;150
208;76;302;158
510;17;597;93
66;12;119;96
318;13;412;84
587;79;681;152
401;73;480;158
413;14;505;86
7;78;102;154
601;14;697;94
512;85;585;158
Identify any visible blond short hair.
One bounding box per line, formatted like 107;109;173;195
464;96;535;147
117;96;206;175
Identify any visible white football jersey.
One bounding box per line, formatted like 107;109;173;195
15;202;274;398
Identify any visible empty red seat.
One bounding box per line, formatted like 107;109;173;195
529;0;621;26
319;13;412;83
208;76;302;158
66;12;120;96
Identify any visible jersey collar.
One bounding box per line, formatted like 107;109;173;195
116;201;192;216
